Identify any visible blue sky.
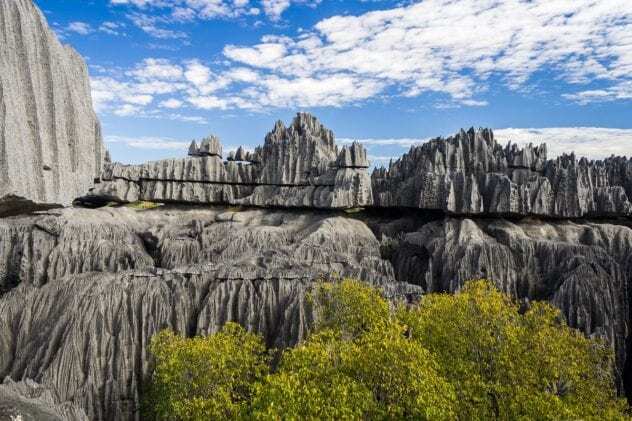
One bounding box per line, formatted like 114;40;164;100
38;0;632;164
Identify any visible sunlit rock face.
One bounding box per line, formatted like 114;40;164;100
90;120;632;219
88;113;373;210
372;128;632;218
0;0;104;216
2;1;632;418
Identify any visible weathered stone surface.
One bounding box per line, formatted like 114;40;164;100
372;128;632;217
90;122;632;218
89;113;373;209
197;135;222;157
385;216;632;389
0;206;417;420
337;142;369;168
0;378;87;421
0;0;104;215
2;205;632;419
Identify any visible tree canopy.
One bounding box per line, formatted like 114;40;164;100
145;279;630;420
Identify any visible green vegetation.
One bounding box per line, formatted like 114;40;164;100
145;279;630;420
126;200;161;209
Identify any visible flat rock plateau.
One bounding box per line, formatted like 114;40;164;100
2;0;632;420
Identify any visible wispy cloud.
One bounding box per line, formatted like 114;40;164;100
99;21;126;36
223;0;632;107
343;128;632;161
339;138;427;147
494;127;632;159
93;0;632;116
106;135;190;150
110;0;314;24
67;21;93;35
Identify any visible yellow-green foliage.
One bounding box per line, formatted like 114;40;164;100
310;279;390;339
250;326;456;420
127;201;161;210
397;280;629;420
146;279;630;421
145;323;268;420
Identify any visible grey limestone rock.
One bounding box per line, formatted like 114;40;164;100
2;205;632;419
337;142;370;168
0;0;104;215
89;121;632;218
197;135;222;157
187;140;199;156
89;113;373;209
0;206;415;420
0;378;87;421
372;127;632;217
386;216;632;388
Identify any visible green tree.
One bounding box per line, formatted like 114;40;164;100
250;325;456;420
397;280;629;420
145;322;268;420
145;279;629;420
309;279;390;339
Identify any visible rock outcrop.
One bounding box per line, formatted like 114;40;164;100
88;113;373;209
0;206;631;419
384;216;632;387
372;128;632;217
89;121;632;219
0;206;418;420
0;0;104;216
0;378;87;421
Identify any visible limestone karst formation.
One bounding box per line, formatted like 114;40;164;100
2;206;632;420
372;128;632;217
88;112;374;209
0;0;105;217
88;118;632;219
3;0;632;420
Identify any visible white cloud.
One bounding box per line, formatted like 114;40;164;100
187;95;230;110
128;13;188;39
159;98;183;108
494;127;632;159
345;128;632;161
221;0;632;106
95;0;632;114
129;58;184;80
105;135;191;150
111;0;303;24
99;21;125;36
67;21;92;35
339;137;426;147
114;104;142;116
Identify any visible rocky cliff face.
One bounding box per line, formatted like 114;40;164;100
0;0;104;216
89;120;632;219
88;113;373;209
372;128;632;217
0;378;87;420
0;206;631;419
0;206;418;420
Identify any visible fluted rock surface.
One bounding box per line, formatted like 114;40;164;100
0;0;104;216
0;206;419;420
385;216;632;388
88;113;372;209
2;205;632;419
372;128;632;217
0;378;87;421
